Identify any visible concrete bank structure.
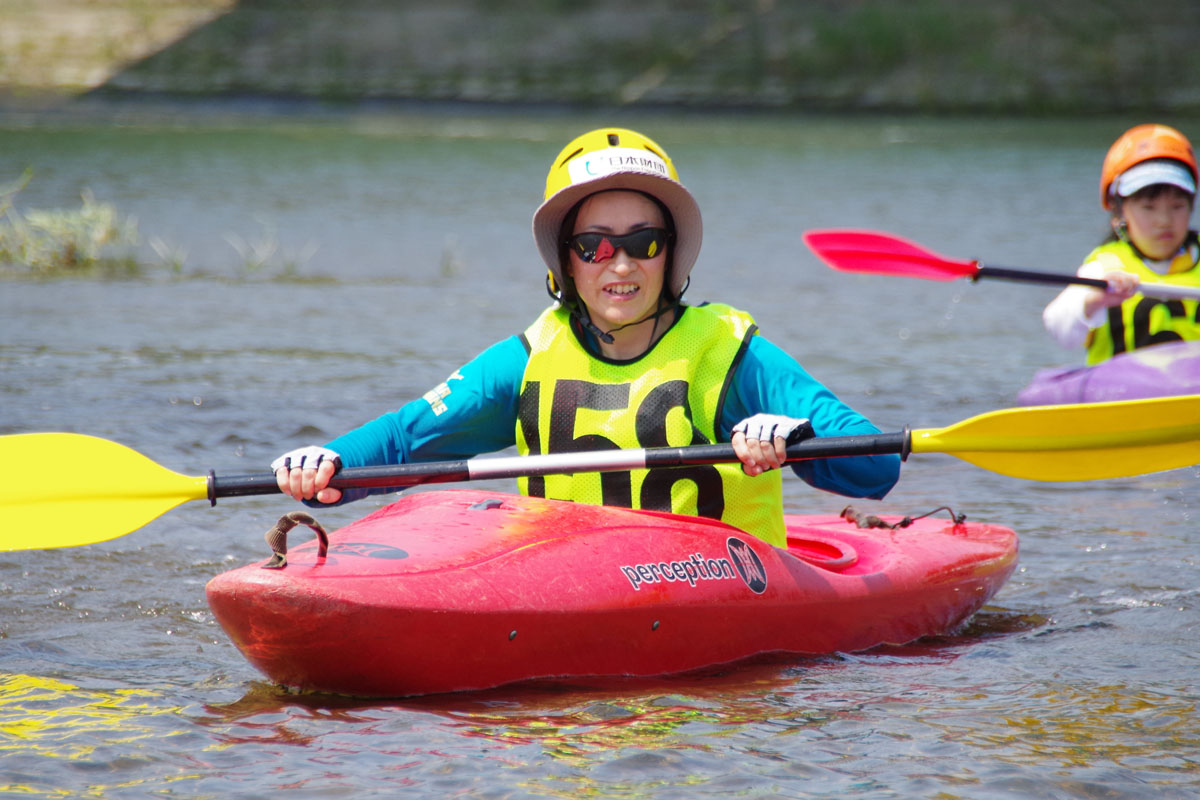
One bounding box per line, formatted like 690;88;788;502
2;0;1199;114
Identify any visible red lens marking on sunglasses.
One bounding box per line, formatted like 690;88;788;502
593;237;616;262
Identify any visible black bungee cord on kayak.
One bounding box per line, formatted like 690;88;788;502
840;505;967;530
258;504;968;569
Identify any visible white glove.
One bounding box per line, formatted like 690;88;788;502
732;414;812;444
271;445;341;473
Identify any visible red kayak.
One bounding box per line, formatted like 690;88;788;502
206;489;1018;697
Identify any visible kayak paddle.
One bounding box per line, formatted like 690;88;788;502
802;229;1200;301
3;394;1198;551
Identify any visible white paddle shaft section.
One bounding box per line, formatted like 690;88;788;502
1139;282;1200;300
466;449;652;479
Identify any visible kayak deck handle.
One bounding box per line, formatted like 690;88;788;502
263;511;330;569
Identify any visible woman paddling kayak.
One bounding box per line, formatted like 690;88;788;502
1042;123;1199;365
271;127;900;546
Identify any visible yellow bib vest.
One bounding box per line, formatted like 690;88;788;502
1084;240;1200;365
516;303;788;546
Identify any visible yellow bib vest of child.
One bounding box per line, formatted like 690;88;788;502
1084;240;1200;365
516;303;788;546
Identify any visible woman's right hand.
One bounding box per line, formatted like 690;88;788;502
271;446;343;503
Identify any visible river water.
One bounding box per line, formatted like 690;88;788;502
2;101;1198;798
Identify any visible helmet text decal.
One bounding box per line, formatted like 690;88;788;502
569;147;670;184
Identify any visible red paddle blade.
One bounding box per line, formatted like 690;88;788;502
802;229;981;282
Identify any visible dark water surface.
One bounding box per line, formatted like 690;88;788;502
2;103;1198;798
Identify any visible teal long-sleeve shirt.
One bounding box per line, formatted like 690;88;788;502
320;322;901;505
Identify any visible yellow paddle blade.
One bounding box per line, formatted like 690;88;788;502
0;433;210;551
911;395;1200;481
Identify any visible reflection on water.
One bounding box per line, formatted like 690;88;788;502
0;674;195;796
1;104;1198;798
0;674;182;756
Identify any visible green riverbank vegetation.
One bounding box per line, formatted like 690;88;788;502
3;0;1199;114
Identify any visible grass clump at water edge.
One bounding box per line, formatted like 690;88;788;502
0;170;327;281
0;169;142;277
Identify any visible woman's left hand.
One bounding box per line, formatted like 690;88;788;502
731;414;813;476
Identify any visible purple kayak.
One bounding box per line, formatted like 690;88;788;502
1017;340;1200;405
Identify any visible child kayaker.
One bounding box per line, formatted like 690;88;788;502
1042;123;1199;364
272;127;900;546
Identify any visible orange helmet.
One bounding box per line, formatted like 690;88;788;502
1100;124;1197;209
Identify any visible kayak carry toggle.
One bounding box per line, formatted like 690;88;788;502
262;511;329;569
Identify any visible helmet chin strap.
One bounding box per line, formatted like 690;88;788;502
593;299;680;344
1114;218;1128;241
580;309;617;345
546;274;688;351
545;273;616;344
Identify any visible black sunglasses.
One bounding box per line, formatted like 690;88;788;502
565;228;670;263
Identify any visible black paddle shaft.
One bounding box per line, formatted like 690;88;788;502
206;461;476;502
205;430;911;504
645;430;910;468
977;264;1107;289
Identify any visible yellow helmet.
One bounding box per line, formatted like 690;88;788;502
532;128;702;300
